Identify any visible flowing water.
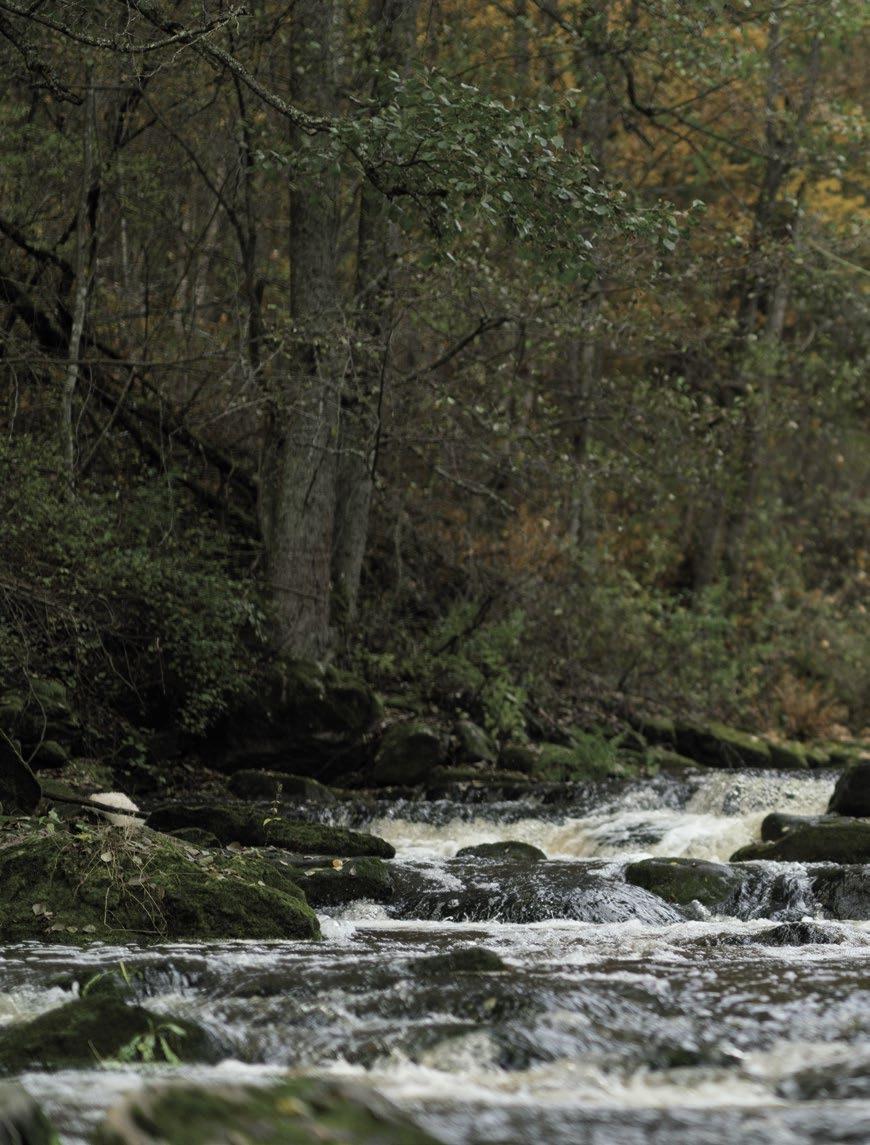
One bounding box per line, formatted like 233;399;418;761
3;768;870;1143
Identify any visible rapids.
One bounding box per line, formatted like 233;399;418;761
3;768;869;1144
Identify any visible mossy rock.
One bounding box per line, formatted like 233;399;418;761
369;722;447;786
731;819;870;863
633;714;676;747
673;722;771;769
0;739;41;815
97;1078;442;1145
0;1081;58;1145
625;857;746;909
0;819;319;943
410;946;506;977
456;841;546;862
496;744;538;774
0;996;220;1073
828;758;870;817
455;719;497;764
291;857;393;907
646;746;703;773
761;813;842;841
534;738;622;782
146;802;394;857
228;770;336;804
765;740;809;770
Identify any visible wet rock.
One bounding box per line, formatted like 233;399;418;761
778;1059;870;1100
213;659;381;779
456;841;547;862
766;741;809;770
811;865;870;919
731;819;870;863
291;856;393;907
0;820;319;942
624;857;746;909
96;1078;442;1145
0;996;221;1072
0;1081;57;1144
828;757;870;817
228;769;336;804
760;812;842;841
672;722;772;769
711;922;844;946
0;738;41;814
455;719;497;764
497;744;538;774
146;802;395;857
411;946;507;976
370;722;447;786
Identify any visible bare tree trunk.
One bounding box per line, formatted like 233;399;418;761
330;0;420;632
261;0;342;658
61;66;96;487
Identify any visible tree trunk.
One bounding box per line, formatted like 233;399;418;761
261;0;342;658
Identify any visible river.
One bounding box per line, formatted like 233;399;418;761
3;767;869;1143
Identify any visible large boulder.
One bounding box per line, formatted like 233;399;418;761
96;1078;442;1145
672;722;772;769
291;856;393;907
761;812;842;841
0;996;220;1073
625;857;746;909
456;841;546;863
213;660;381;779
828;757;870;817
454;719;497;764
731;819;870;863
146;802;395;857
0;820;319;942
0;1082;57;1145
369;722;447;786
227;769;336;804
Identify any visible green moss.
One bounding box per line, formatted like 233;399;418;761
0;996;219;1073
292;857;393;907
0;818;319;943
97;1078;441;1145
456;841;546;862
674;722;771;769
533;734;628;782
765;740;809;770
625;857;746;908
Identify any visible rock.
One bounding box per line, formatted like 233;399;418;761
496;744;538;774
291;856;393;907
214;659;381;779
146;802;395;857
0;738;41;814
731;819;870;863
672;721;771;769
0;820;319;942
228;769;336;804
0;1081;57;1144
714;921;843;946
167;827;221;848
96;1078;442;1145
625;857;746;909
760;812;842;841
0;996;221;1072
369;722;446;786
766;740;809;769
811;866;870;919
456;841;546;862
411;946;506;976
779;1060;870;1101
455;719;497;763
29;739;69;769
828;757;870;817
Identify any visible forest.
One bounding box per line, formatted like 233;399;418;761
0;0;867;758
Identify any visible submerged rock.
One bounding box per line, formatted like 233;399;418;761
146;802;395;857
624;857;746;909
291;856;393;907
731;819;870;863
411;946;507;976
369;722;447;786
228;770;336;804
456;841;547;862
0;996;220;1073
0;1082;57;1145
0;819;319;942
828;757;870;817
96;1078;442;1145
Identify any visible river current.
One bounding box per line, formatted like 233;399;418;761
3;768;869;1143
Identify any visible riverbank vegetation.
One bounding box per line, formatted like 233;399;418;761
0;1;866;771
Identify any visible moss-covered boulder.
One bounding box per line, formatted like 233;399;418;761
213;660;381;779
731;819;870;863
496;744;538;774
761;812;842;841
828;758;870;817
369;722;446;786
146;802;394;857
625;857;746;909
0;819;319;942
0;739;41;814
0;996;220;1073
456;841;547;862
672;722;771;769
290;856;393;907
97;1078;442;1145
455;720;497;764
410;946;507;977
766;741;809;770
0;1082;57;1145
228;770;336;804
